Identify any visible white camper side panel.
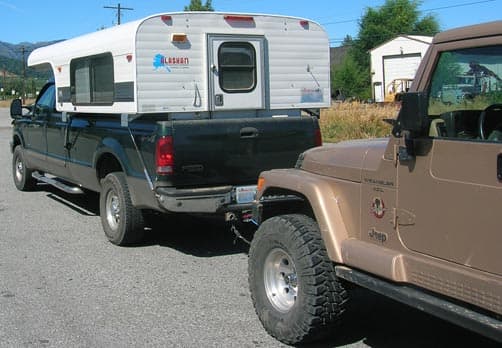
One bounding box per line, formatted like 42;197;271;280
265;18;330;109
135;15;207;114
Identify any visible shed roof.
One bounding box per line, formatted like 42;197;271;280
370;35;433;53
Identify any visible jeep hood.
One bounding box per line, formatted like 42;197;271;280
300;138;389;182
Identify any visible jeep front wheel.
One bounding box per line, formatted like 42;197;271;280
248;214;348;345
100;172;145;246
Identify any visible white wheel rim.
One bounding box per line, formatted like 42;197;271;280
15;156;24;182
105;190;120;231
263;248;298;313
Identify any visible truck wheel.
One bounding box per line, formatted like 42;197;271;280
12;146;36;191
99;172;145;246
248;214;347;345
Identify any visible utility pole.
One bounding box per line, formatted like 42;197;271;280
104;3;133;25
21;46;26;103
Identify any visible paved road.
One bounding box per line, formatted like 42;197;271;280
0;108;498;347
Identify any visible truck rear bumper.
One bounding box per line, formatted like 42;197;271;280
155;186;253;213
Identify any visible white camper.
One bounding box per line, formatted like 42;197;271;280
28;12;330;117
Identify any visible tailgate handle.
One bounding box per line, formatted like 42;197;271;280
240;127;259;138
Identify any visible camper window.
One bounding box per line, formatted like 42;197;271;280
70;53;114;105
218;42;256;93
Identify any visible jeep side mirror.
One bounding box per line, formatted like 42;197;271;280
10;98;22;118
392;92;428;162
392;92;428;137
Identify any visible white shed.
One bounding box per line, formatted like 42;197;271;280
370;35;432;102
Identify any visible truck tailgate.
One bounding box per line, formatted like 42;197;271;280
168;117;319;188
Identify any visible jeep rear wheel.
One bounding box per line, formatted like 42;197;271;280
12;146;36;191
100;172;145;246
248;214;348;345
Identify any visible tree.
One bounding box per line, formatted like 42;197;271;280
184;0;214;11
333;0;440;99
331;54;371;100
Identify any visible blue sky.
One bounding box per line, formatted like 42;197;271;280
1;0;501;45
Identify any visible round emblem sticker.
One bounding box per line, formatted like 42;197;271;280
371;197;385;219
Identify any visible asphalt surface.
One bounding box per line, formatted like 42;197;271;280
0;107;499;347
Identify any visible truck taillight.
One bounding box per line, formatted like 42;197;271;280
315;128;322;147
156;136;174;175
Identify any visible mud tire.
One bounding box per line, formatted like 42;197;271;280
248;214;348;345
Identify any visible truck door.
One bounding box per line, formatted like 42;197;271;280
208;35;265;111
45;106;67;178
23;83;55;169
397;44;502;276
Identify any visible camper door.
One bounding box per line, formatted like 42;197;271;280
208;35;265;111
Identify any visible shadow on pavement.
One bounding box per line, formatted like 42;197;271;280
302;287;499;348
42;183;252;257
31;184;500;347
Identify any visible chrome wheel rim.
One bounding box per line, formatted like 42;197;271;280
263;248;298;312
105;190;120;231
15;156;24;183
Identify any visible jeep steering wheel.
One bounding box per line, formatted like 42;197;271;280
478;104;502;139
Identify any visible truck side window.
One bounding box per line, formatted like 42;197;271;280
427;46;502;141
70;53;114;105
36;84;56;110
218;42;256;93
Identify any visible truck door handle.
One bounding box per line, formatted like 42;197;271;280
497;153;502;181
240;127;259;138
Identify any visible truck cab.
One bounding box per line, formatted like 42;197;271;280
248;21;502;345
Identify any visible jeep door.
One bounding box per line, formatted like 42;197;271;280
397;41;502;277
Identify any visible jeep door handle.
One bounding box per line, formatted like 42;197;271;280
497;153;502;181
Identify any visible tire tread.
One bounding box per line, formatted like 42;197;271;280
249;214;348;345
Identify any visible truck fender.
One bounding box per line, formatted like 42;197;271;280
11;130;26;152
93;139;129;174
259;169;351;264
93;137;155;209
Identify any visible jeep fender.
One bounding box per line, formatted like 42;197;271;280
258;168;358;264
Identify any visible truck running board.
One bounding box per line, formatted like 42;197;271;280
32;171;84;194
335;266;502;343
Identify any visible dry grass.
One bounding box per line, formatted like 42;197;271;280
320;102;399;143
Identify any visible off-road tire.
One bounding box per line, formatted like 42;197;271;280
248;214;348;345
12;145;36;191
99;172;145;246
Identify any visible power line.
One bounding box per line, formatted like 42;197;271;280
321;0;497;26
104;3;133;25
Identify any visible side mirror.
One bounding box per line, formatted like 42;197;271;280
10;99;22;118
392;92;428;137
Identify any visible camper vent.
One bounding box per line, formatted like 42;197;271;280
224;15;254;22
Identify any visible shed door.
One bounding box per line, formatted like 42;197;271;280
383;53;421;90
208;35;265;111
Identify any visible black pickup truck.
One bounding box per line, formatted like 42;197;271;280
10;82;321;245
